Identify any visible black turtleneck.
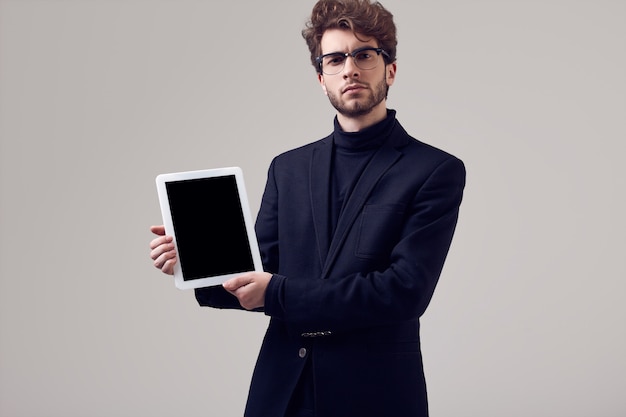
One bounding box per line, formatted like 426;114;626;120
329;109;397;236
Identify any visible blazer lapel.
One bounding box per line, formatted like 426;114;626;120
310;137;333;269
321;142;402;279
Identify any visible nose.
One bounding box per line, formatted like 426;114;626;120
342;55;360;78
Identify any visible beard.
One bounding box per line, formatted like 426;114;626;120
326;72;389;118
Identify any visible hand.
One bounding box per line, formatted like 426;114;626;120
223;272;273;310
149;225;177;275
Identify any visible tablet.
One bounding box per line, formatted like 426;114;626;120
155;167;263;290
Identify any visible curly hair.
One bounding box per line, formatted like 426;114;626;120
302;0;397;73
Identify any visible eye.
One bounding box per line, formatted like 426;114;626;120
355;50;374;61
324;54;346;66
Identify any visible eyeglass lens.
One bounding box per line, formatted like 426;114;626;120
321;48;382;75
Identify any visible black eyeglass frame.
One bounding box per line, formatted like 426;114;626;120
315;47;391;75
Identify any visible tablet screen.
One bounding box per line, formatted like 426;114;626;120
165;175;255;281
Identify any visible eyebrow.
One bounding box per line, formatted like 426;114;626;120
321;45;379;55
321;43;379;54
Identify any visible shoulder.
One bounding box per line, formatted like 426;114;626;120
270;134;332;166
392;120;464;169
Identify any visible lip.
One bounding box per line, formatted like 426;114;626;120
342;84;367;94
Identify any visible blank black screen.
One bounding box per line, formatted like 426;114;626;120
165;175;254;281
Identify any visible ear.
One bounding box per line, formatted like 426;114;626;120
318;73;328;96
386;62;397;87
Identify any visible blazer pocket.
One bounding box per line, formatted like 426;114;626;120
355;203;406;259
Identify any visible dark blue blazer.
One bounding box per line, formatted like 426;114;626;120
196;118;465;417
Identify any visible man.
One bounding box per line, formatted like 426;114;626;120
150;0;465;415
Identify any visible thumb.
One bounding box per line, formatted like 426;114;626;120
223;274;251;292
150;225;165;236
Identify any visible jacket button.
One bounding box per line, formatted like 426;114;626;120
298;348;307;358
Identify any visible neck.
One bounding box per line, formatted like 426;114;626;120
336;101;388;133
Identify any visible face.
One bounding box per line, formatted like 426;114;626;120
318;29;396;119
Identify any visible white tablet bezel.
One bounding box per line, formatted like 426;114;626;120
155;167;263;290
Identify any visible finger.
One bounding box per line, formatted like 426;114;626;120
150;240;174;259
149;235;173;251
154;250;177;271
150;243;174;261
150;225;166;236
161;258;176;275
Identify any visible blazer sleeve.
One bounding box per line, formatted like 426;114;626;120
264;156;466;333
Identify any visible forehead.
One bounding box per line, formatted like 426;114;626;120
320;29;378;54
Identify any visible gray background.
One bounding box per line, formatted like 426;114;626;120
1;0;624;416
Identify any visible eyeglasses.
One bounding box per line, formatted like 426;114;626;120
315;47;390;75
